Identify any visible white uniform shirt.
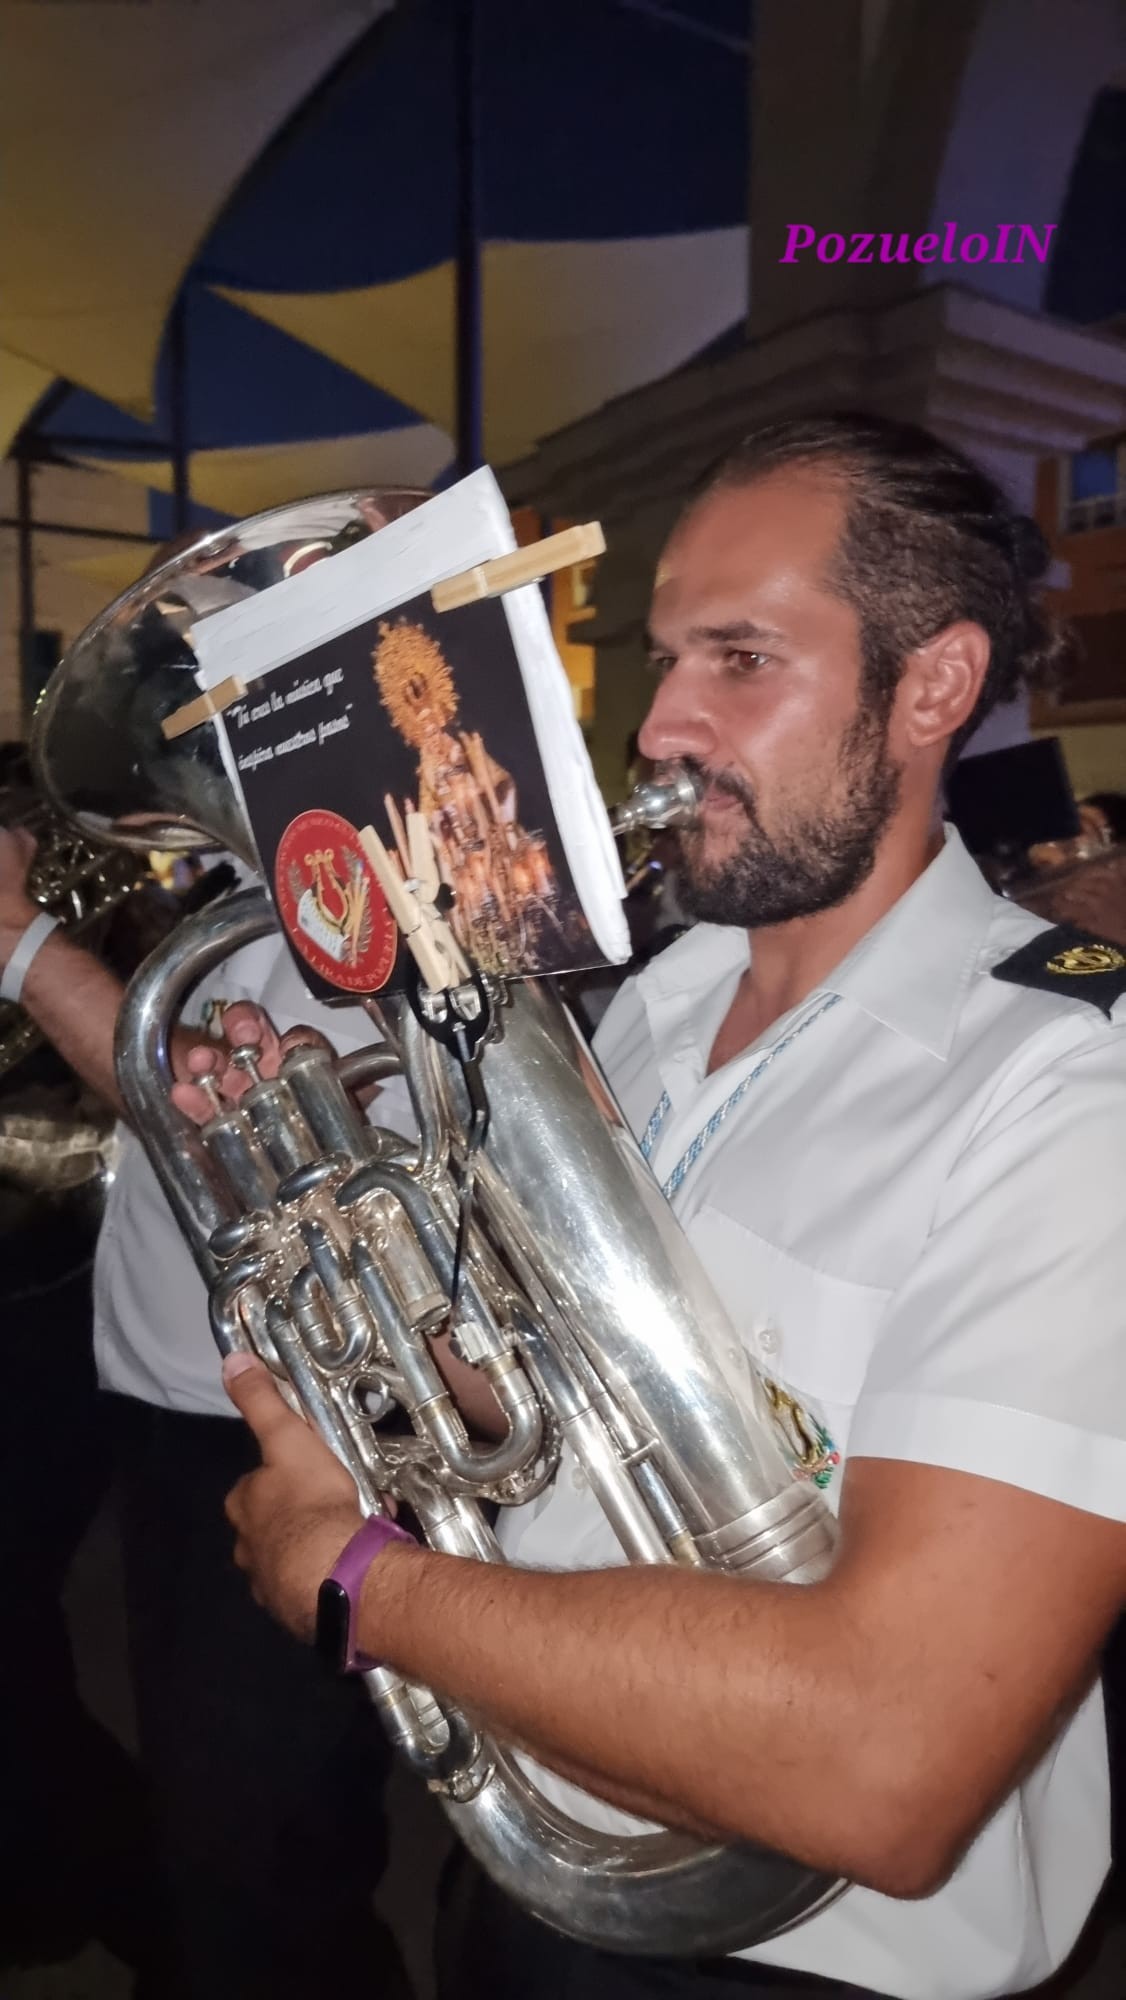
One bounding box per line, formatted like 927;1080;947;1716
94;933;409;1417
496;828;1126;2000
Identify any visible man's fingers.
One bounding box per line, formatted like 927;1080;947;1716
171;1014;331;1129
222;1003;283;1082
222;1352;302;1456
222;1000;268;1046
171;1078;219;1125
172;1012;282;1120
170;1043;223;1126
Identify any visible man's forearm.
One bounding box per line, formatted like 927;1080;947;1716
18;930;128;1113
14;930;209;1118
363;1544;888;1883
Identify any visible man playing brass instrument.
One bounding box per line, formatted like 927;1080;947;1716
190;415;1126;1999
0;841;414;1999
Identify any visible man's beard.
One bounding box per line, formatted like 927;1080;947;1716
672;711;902;929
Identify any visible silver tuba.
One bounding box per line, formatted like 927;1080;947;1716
33;492;840;1956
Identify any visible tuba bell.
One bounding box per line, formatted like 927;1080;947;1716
32;490;841;1957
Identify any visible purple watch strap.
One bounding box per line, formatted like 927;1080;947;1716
331;1513;418;1672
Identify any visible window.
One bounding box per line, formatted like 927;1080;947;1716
1061;437;1126;533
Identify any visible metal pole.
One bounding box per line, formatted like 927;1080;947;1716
0;517;156;546
169;287;191;532
16;453;36;703
455;0;483;475
40;433;175;455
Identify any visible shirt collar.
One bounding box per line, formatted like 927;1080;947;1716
828;827;997;1058
637;826;997;1067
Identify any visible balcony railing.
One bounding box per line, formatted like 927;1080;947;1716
1064;491;1126;534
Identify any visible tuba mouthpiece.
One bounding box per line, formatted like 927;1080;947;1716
610;768;703;837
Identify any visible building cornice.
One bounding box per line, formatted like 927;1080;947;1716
502;285;1126;523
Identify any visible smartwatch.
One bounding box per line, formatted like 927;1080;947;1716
315;1513;418;1675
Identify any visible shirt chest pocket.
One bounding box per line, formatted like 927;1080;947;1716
686;1202;890;1416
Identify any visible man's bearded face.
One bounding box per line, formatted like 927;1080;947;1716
640;473;906;930
671;704;901;927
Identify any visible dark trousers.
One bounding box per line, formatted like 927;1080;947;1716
436;1855;887;2000
0;1264;160;1973
110;1394;413;2000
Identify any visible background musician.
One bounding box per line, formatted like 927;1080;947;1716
0;828;414;2000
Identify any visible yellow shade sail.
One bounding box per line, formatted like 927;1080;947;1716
0;0;393;417
216;229;749;464
75;424;453;518
61;549;158;597
0;350;56;459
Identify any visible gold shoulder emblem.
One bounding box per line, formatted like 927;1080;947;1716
1046;943;1126;977
993;925;1126;1017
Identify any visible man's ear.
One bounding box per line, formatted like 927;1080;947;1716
894;622;991;754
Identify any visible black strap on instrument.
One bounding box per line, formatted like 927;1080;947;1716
407;963;492;1310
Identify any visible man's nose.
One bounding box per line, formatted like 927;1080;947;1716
637;665;719;765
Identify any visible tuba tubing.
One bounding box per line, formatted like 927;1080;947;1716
37;487;844;1951
114;878;843;1957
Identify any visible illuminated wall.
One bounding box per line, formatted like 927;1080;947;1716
1034;448;1126;798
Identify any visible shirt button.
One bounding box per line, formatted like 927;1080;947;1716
758;1323;780;1359
571;1463;588;1493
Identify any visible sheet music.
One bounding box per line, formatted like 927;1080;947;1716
187;469;628;966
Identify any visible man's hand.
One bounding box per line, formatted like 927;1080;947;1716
172;1000;332;1123
222;1352;364;1643
0;824;40;963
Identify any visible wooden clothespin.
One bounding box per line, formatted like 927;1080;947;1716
161;520;605;734
431;522;605;612
359;814;469;993
161;675;247;741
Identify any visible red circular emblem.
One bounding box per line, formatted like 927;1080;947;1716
274;809;398;993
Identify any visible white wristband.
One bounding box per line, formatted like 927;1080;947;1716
0;911;61;1004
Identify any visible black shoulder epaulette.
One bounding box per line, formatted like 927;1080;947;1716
991;922;1126;1019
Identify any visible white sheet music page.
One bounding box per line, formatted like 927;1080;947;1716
189;469;629;963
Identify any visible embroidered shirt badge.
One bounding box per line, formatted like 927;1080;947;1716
760;1376;841;1491
992;924;1126;1018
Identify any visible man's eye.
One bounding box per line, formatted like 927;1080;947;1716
646;654;675;679
724;649;769;676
